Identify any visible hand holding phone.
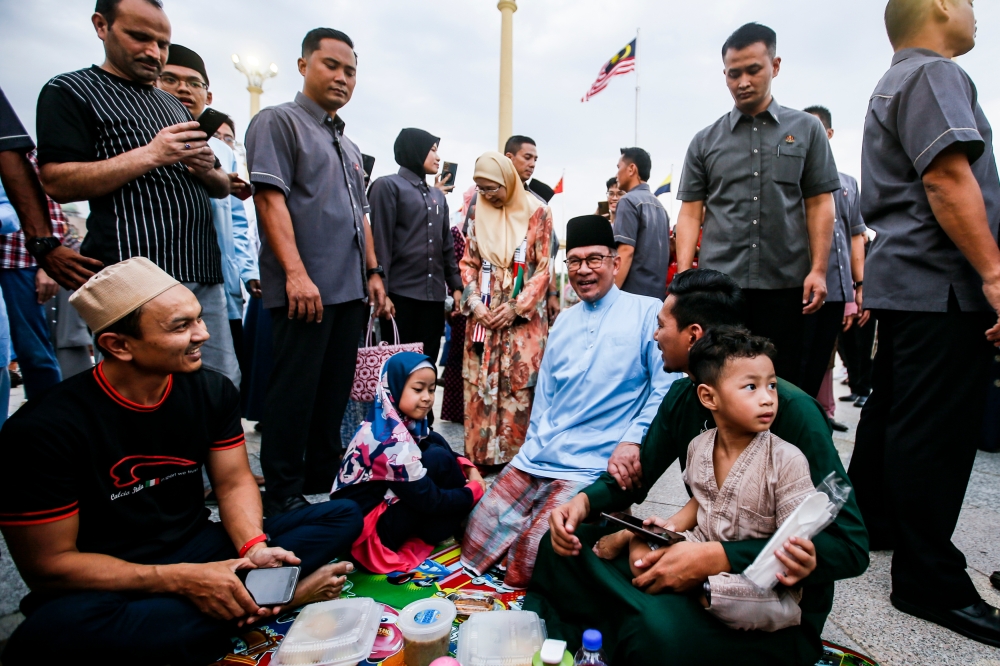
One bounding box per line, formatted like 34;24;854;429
601;512;685;547
237;566;301;606
197;108;229;140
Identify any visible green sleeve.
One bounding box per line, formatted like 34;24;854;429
721;382;870;584
582;380;690;518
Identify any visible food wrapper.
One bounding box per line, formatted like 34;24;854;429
742;473;852;590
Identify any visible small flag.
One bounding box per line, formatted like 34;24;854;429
553;177;564;195
582;38;637;102
654;174;672;197
472;262;493;344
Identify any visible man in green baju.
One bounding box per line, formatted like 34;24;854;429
525;269;869;665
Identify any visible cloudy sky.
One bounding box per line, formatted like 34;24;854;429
3;0;1000;239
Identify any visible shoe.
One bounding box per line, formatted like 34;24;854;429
263;494;310;518
854;395;869;408
992;572;1000;591
9;370;22;388
891;594;1000;648
839;393;860;402
830;419;850;432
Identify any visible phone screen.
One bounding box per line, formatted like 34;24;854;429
598;201;610;216
243;567;300;606
441;162;458;186
601;512;685;546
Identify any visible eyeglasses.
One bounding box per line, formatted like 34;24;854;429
214;132;236;147
564;254;613;272
606;190;623;199
476;184;502;195
159;73;207;90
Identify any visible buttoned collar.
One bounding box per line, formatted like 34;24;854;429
398;166;429;188
729;97;782;131
891;47;944;66
294;91;346;134
582;284;621;312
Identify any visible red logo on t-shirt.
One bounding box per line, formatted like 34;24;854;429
110;455;197;488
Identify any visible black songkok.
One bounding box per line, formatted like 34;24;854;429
566;215;616;252
527;178;555;203
166;44;209;86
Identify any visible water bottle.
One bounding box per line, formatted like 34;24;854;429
573;629;608;666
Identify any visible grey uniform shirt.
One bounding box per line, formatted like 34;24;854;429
369;167;462;302
827;173;867;302
245;92;369;310
677;99;841;290
612;183;671;300
861;48;1000;313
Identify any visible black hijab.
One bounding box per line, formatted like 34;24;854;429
394;128;439;178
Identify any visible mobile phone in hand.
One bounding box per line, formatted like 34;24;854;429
441;162;458;187
197;108;229;140
601;512;685;547
237;566;301;606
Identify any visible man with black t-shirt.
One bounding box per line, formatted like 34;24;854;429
0;258;362;666
34;0;239;386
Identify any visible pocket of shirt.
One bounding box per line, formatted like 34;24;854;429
738;506;778;539
773;145;807;185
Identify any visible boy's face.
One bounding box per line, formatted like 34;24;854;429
698;354;777;432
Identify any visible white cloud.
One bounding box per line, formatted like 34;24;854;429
3;0;1000;242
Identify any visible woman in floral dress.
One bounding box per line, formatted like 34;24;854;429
460;152;553;466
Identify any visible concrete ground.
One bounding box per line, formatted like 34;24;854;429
0;362;998;665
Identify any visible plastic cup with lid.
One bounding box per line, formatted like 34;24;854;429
397;598;457;666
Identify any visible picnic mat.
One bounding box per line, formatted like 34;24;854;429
210;541;878;665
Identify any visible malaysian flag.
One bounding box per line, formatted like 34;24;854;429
582;38;637;102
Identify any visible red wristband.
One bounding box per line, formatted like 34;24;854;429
239;533;268;558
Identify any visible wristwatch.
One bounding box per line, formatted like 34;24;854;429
366;266;385;278
853;280;864;290
26;236;61;260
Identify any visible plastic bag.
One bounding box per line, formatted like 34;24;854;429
742;472;852;590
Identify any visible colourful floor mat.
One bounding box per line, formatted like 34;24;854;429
210;541;878;665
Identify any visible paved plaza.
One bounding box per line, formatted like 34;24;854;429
0;363;998;665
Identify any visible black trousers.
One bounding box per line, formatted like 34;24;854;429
261;300;369;499
743;288;804;385
799;301;845;399
848;302;994;609
4;500;363;666
839;315;877;396
229;318;245;379
380;293;445;369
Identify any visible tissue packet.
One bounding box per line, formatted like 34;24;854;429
742;473;852;590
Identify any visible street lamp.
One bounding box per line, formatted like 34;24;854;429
232;54;278;119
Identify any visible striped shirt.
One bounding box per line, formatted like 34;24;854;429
36;66;221;284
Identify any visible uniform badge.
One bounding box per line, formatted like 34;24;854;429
784;135;796;144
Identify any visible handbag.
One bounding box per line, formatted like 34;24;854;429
350;316;423;402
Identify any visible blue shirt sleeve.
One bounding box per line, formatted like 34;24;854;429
623;304;679;444
231;196;259;283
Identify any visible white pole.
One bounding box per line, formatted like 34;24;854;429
635;28;640;146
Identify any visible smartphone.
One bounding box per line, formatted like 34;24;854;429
441;162;458;187
601;512;686;547
197;108;229;139
229;175;253;201
237;566;301;606
362;154;376;178
598;201;610;216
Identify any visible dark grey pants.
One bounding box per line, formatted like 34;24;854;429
848;300;994;609
260;300;368;500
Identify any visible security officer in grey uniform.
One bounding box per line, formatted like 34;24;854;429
849;0;1000;646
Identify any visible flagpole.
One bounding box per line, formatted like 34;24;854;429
634;27;640;145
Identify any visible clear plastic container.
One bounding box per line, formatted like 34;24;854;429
271;597;382;666
456;610;547;666
398;598;458;666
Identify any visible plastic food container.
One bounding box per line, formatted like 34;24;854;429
271;597;381;666
456;610;547;666
398;598;458;666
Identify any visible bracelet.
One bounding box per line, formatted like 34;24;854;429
239;533;269;558
548;291;559;297
853;280;863;289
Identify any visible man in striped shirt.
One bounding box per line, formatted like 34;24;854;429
34;0;239;386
